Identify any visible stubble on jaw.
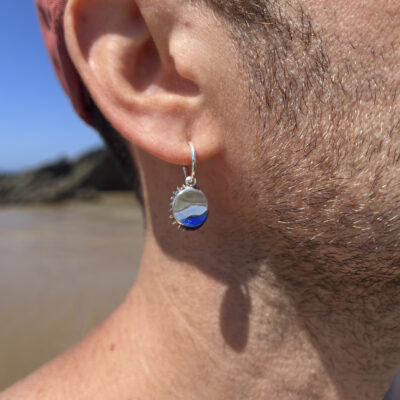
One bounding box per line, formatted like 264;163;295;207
203;0;400;286
184;2;400;396
200;3;400;393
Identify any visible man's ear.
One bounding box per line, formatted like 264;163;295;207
63;0;223;165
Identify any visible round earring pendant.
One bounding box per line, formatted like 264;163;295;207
171;186;208;230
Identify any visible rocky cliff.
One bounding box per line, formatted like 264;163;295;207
0;149;135;204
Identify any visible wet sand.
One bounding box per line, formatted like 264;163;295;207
0;194;144;390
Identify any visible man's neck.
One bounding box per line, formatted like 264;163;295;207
1;225;397;400
122;229;398;400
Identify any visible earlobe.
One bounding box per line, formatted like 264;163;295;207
64;0;222;165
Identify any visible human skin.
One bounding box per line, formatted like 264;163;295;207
1;0;399;399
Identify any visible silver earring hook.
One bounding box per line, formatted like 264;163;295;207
182;141;197;187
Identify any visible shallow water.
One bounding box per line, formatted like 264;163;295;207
0;195;144;390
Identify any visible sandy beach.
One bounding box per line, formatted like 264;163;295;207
0;194;144;390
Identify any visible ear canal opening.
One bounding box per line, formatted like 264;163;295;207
162;70;200;97
123;36;200;97
128;38;162;92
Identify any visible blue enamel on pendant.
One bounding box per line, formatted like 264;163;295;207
171;185;208;230
170;142;208;231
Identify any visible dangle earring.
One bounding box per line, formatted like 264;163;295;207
170;142;208;231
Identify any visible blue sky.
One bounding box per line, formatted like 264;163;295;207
0;2;102;172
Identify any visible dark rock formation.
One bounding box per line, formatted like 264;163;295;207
0;148;135;204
